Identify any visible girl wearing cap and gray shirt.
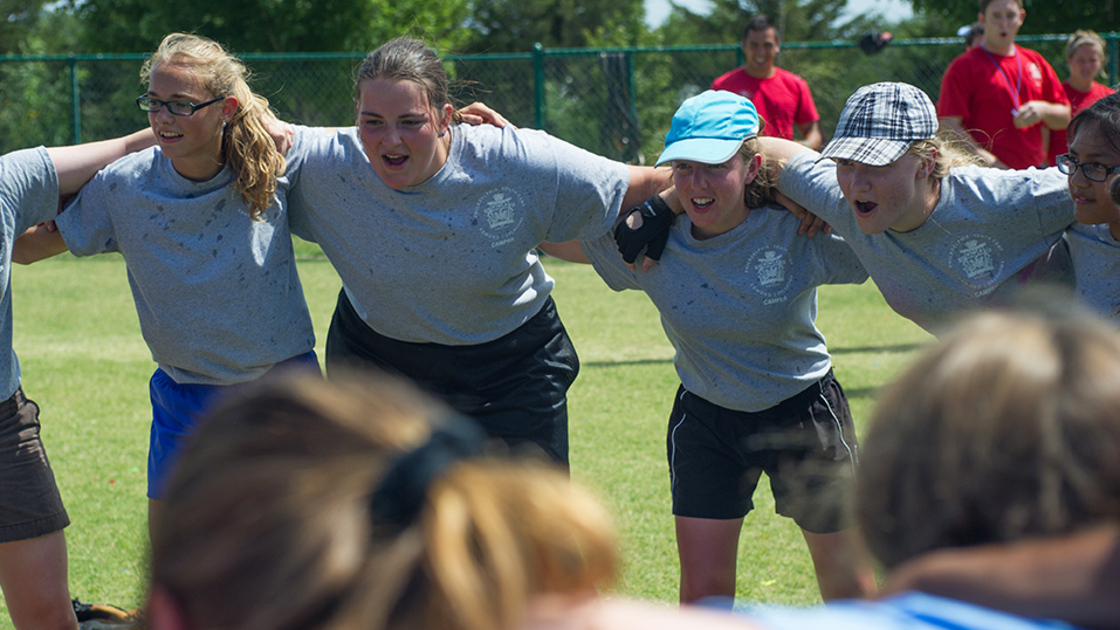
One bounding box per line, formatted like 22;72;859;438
542;90;876;605
758;82;1074;335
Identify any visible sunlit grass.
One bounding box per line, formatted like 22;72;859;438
2;250;930;623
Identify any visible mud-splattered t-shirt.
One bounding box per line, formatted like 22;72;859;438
0;147;60;398
287;124;629;345
780;152;1074;335
580;208;867;412
56;135;315;385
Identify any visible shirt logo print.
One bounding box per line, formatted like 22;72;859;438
958;239;995;279
473;187;525;247
755;250;786;287
950;234;1005;292
483;193;516;230
745;247;793;304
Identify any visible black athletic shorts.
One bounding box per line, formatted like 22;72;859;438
666;370;858;533
326;290;577;465
0;387;69;543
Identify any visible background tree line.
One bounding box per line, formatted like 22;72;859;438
7;0;1111;58
0;0;1109;159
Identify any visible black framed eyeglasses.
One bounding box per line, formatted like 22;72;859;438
136;95;223;117
1056;153;1120;183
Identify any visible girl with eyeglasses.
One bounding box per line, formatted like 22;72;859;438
14;32;322;541
1061;91;1120;319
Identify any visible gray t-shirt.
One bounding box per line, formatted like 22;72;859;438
1067;222;1120;320
288;124;630;345
0;148;59;399
780;153;1075;333
56;134;315;385
580;207;868;411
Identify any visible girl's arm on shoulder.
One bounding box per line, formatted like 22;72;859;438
12;223;68;265
623;166;673;211
757;138;833;236
46;129;156;195
538;241;590;264
758;136;818;164
756;138;829;236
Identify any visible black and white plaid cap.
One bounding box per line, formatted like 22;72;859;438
818;82;938;166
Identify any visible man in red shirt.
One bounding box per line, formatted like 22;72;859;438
936;0;1070;169
711;15;823;150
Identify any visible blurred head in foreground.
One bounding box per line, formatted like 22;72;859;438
858;308;1120;569
147;372;617;630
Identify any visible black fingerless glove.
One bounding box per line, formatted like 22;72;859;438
613;195;675;264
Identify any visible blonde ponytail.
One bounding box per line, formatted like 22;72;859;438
152;373;619;630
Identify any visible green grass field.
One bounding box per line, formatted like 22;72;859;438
4;248;932;623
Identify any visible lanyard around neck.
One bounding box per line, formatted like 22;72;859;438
982;45;1023;112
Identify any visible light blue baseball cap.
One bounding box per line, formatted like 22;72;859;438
655;90;761;167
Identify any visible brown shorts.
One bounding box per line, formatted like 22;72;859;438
0;387;69;543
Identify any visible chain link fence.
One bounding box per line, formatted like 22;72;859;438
0;34;1112;161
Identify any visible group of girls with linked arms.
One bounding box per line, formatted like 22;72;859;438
1;27;1119;630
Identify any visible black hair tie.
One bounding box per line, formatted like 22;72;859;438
368;415;487;526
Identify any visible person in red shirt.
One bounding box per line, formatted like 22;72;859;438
1046;30;1115;166
711;15;824;150
936;0;1070;169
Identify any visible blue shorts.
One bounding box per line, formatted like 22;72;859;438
147;351;319;498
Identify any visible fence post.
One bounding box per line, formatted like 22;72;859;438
626;50;641;160
533;43;545;129
1110;33;1118;89
68;55;81;144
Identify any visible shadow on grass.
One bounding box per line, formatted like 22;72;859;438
584;343;926;368
583;358;673;368
830;342;927;355
843;386;884;399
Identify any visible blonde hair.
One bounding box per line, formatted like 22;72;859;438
857;309;1120;570
150;372;617;630
142;33;284;220
738;136;778;209
906;129;987;180
1067;30;1108;80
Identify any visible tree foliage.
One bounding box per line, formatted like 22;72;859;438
462;0;649;52
657;0;880;47
904;0;1118;35
2;0;48;54
64;0;473;53
2;0;84;54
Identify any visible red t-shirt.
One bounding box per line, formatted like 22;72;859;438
937;45;1069;169
710;67;820;141
1046;81;1115;166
